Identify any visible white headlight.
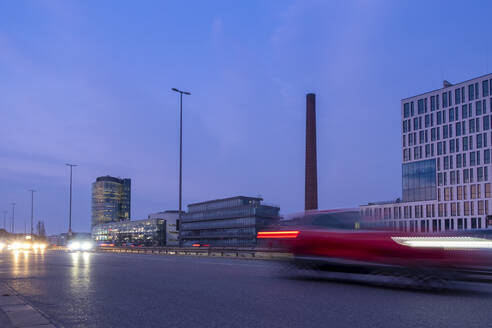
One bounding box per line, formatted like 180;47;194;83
81;242;93;250
69;242;81;250
392;236;492;249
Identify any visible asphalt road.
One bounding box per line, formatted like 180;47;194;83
1;250;492;328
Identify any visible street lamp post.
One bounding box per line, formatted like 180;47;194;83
65;163;78;236
28;189;36;235
2;211;6;231
10;202;15;233
171;88;191;226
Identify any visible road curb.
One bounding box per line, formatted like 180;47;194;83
0;284;56;328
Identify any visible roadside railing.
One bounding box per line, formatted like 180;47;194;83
75;246;290;260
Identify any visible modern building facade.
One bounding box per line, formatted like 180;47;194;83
92;218;165;246
361;74;492;232
147;210;181;246
180;196;280;247
92;211;181;246
91;176;131;227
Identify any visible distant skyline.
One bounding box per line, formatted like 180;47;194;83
2;0;492;234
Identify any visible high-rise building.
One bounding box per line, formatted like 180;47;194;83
180;196;280;247
91;176;131;227
361;74;492;232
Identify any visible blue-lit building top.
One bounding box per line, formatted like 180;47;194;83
91;176;131;227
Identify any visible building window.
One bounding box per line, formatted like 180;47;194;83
469;84;475;101
404;103;410;118
479;201;485;215
469;119;475;133
471;185;477;199
484;80;490;97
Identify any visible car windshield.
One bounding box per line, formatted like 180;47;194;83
282;211;362;230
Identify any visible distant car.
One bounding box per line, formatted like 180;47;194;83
98;242;115;247
67;239;95;252
192;243;210;247
258;210;492;288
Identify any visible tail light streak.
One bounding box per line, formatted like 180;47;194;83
257;231;300;239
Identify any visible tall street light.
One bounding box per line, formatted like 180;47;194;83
171;88;191;225
2;210;6;231
10;202;15;233
28;189;36;235
65;163;78;236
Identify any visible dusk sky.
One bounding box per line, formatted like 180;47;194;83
1;0;491;234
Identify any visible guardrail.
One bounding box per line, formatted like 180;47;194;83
95;246;290;260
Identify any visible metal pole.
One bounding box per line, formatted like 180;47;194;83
11;203;15;233
2;211;6;230
29;189;36;235
171;88;190;228
69;166;72;233
179;92;183;221
65;163;77;235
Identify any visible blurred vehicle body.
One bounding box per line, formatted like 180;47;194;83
258;209;492;288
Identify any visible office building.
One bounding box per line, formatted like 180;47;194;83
91;176;131;227
147;210;181;246
361;74;492;232
92;210;181;246
180;196;280;247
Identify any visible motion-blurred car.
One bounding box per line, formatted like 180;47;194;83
67;239;95;252
258;209;492;288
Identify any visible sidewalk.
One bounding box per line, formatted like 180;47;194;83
0;284;55;328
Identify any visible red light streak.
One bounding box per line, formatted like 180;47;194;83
257;231;300;239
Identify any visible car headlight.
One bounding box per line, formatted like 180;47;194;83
9;242;21;250
81;242;93;250
392;236;492;249
69;242;81;250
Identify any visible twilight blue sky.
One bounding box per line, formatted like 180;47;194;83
1;0;491;234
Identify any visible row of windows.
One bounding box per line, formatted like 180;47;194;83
436;200;488;217
403;133;492;162
403;78;492;118
180;227;256;238
381;217;486;233
180;217;257;230
437;167;489;186
404;116;492;149
403;100;491;133
439;184;492;201
363;200;490;221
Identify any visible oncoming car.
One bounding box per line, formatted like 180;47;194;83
67;239;95;252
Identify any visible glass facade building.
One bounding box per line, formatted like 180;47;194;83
91;176;131;227
362;74;492;232
92;218;165;246
402;159;437;202
180;196;280;247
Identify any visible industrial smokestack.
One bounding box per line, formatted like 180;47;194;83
305;93;318;210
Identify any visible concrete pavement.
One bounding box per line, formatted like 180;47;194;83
0;283;54;328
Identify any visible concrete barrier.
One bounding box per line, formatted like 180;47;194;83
94;246;290;260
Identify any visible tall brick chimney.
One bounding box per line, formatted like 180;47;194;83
305;93;318;210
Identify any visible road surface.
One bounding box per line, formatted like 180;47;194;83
0;250;491;328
